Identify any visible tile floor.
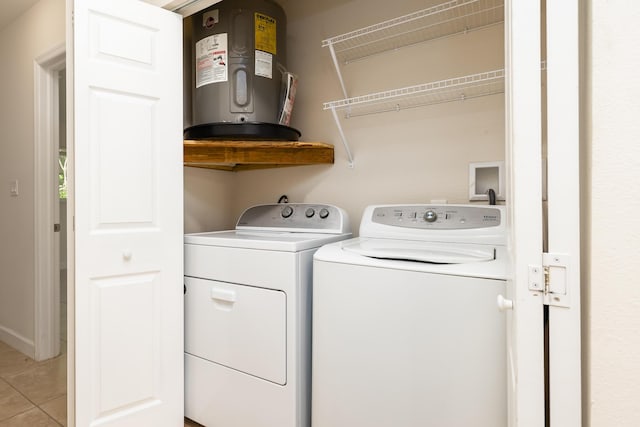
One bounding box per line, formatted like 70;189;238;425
0;342;204;426
0;341;205;426
0;340;67;426
1;271;202;426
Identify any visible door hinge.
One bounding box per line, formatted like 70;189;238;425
528;253;571;308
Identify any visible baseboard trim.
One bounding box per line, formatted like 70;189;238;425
0;325;35;358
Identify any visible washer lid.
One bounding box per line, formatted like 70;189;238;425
343;239;496;264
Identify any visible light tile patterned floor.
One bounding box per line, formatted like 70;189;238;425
1;267;200;425
0;341;66;426
0;341;203;426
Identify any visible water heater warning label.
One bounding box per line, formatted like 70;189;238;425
255;50;273;79
195;33;228;88
255;13;276;55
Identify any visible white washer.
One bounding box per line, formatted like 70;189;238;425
184;203;351;427
312;204;508;427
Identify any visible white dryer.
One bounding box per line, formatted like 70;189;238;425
183;203;351;427
312;204;508;427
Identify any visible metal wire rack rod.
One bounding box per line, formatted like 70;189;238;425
323;69;505;114
322;0;505;63
335;6;504;65
321;0;479;50
324;69;505;168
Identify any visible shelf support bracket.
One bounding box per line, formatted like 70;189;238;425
330;106;354;168
328;42;349;100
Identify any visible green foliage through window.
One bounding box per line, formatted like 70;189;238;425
59;151;67;199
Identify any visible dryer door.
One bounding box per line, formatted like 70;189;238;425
184;277;286;385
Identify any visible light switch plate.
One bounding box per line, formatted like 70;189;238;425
9;179;18;196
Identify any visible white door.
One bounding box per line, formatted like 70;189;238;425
505;1;545;426
506;1;582;426
545;1;582;425
70;0;183;425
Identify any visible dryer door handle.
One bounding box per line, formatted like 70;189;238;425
211;288;237;303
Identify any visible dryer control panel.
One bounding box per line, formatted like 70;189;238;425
370;205;501;230
236;203;350;234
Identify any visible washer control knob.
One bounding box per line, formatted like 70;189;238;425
305;208;315;218
281;206;294;218
319;208;330;219
424;210;438;222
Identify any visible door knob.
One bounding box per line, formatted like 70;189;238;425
497;294;513;312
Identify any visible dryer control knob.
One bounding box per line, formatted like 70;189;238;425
281;206;294;218
319;208;330;219
305;208;315;218
424;210;438;222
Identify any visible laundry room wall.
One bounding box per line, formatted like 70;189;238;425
0;0;65;355
184;167;237;232
584;1;640;425
224;0;505;231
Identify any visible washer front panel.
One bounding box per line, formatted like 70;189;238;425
312;260;507;427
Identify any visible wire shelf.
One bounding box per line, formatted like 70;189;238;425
320;0;505;167
324;69;504;118
322;0;504;65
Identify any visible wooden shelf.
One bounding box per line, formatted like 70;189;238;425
183;140;334;171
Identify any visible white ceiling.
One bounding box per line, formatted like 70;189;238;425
0;0;40;31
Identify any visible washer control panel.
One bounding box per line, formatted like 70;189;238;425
236;203;348;233
371;205;501;230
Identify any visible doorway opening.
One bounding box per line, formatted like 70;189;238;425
34;44;66;362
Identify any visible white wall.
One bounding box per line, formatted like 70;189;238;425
227;0;505;229
0;0;65;355
585;1;640;425
184;167;236;233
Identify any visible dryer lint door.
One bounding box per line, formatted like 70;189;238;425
184;277;286;385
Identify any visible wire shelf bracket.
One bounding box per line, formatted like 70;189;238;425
327;43;349;100
329;105;355;168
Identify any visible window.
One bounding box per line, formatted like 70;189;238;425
59;148;67;199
